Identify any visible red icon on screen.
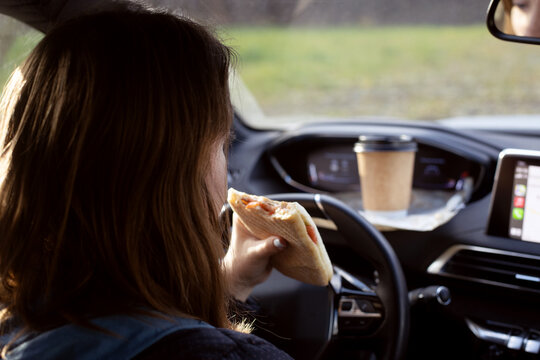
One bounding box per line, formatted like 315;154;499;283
514;197;525;208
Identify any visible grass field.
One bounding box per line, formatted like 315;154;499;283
223;25;540;123
2;25;540;124
0;31;43;91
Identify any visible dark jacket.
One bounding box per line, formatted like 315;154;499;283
1;304;293;359
134;326;293;360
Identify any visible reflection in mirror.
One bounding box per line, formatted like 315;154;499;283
493;0;540;38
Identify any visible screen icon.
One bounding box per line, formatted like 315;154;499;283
512;208;525;221
510;227;522;237
514;197;525;208
514;184;527;197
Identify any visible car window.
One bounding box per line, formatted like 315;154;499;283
0;14;42;90
167;0;540;128
3;2;540;129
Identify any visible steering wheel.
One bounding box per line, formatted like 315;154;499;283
242;193;409;360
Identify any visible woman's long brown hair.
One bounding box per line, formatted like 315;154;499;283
0;8;235;332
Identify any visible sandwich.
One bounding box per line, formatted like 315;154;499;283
227;188;333;286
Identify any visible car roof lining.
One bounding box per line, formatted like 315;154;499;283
0;0;131;33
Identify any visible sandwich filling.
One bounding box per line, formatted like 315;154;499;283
240;197;318;245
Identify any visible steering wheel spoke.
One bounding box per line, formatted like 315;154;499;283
332;266;384;338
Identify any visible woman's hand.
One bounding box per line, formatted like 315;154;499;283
223;213;287;302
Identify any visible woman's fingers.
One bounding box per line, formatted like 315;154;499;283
225;215;289;301
251;236;287;259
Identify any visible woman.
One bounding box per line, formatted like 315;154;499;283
0;6;292;360
501;0;540;37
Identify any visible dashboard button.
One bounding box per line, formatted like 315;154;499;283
340;300;353;312
524;339;540;354
525;331;540;354
356;299;375;313
507;334;523;350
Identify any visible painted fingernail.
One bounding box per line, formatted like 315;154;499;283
273;238;286;249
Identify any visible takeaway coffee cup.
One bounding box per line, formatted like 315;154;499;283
354;135;417;218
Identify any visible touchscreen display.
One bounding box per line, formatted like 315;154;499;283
509;161;540;243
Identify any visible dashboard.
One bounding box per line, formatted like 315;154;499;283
228;118;540;359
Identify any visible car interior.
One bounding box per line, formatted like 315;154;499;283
1;0;540;359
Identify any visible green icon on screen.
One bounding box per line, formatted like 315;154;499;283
512;208;524;221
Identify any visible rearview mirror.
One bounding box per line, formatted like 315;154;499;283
487;0;540;44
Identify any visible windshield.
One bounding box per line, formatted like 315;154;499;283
177;0;540;127
2;1;540;128
0;15;42;90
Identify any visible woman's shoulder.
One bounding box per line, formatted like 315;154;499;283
134;326;293;360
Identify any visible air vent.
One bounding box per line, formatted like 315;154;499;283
428;245;540;293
